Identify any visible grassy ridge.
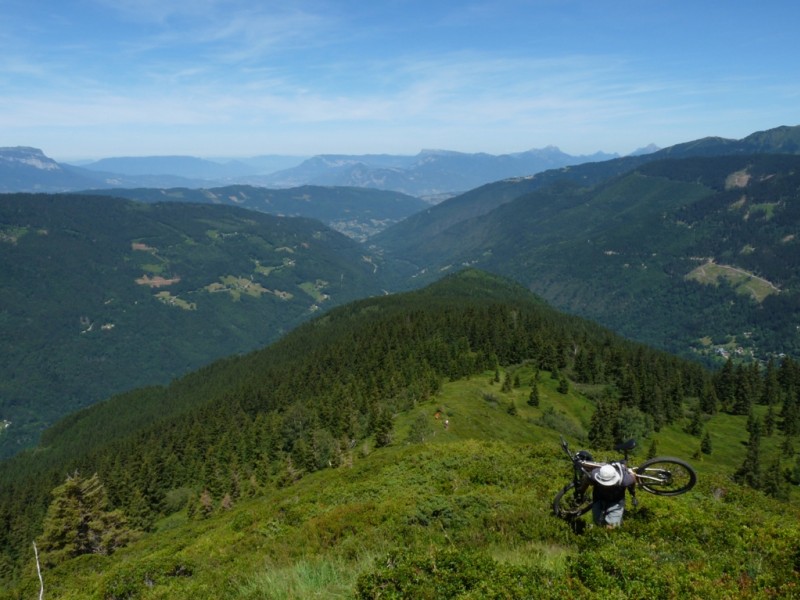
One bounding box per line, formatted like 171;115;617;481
10;370;798;599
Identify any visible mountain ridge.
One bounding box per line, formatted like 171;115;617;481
79;184;428;241
2;145;621;197
371;126;800;361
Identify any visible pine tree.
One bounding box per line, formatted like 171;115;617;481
781;392;800;436
557;375;569;395
647;438;658;459
715;358;736;412
588;391;619;450
790;455;800;486
527;384;540;407
734;419;763;490
374;408;394;448
731;363;756;416
197;489;214;518
764;405;776;437
686;406;703;436
762;456;789;500
701;430;712;455
761;358;781;406
699;380;719;414
37;472;134;567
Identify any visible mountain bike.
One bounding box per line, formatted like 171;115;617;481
553;437;697;519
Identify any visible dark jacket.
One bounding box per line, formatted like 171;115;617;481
590;463;636;503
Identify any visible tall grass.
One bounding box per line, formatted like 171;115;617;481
236;554;374;599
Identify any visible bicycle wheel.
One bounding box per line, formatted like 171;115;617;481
553;481;592;518
635;457;696;496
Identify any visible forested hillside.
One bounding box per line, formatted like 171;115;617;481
372;139;800;363
80;184;427;241
1;270;798;597
0;193;386;456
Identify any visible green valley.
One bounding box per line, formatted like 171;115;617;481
0;194;387;456
373;150;800;363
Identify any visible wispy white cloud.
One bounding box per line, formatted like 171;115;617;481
2;0;798;156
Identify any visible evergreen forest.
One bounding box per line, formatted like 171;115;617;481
0;194;386;456
0;270;798;598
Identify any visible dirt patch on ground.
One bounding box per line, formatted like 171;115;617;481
725;169;751;190
136;275;181;288
132;242;156;251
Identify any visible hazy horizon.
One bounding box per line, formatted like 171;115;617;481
3;1;799;160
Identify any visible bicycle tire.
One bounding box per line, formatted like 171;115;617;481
553;481;592;518
635;456;696;496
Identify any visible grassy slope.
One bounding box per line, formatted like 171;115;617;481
11;368;799;599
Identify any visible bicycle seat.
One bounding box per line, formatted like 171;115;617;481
614;439;636;452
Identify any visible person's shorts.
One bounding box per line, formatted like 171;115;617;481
593;498;625;526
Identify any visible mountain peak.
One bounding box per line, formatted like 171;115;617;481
629;143;660;156
0;146;61;171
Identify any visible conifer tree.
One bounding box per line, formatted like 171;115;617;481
646;438;658;459
762;456;790;500
699;381;719;415
527;384;540;408
37;473;134;567
764;405;776;437
701;430;712;455
790;455;800;486
761;358;781;406
734;418;763;490
780;392;799;436
714;358;736;412
374;409;394;447
557;375;569;395
588;391;618;450
687;407;703;436
732;363;756;416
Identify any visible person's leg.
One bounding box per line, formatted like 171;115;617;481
592;500;604;526
603;498;626;527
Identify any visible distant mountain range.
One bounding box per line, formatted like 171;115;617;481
244;147;622;197
371;125;800;361
1;145;629;198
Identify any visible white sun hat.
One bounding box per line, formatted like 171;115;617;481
594;464;622;486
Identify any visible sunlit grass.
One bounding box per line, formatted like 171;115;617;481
236;555;372;599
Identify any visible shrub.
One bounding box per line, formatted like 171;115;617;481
100;554;194;599
355;546;584;599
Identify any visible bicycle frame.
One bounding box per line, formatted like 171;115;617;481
554;436;696;520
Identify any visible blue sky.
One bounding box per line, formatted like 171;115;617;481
2;0;798;160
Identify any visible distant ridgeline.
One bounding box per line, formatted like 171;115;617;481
79;184;428;242
371;127;800;364
0;270;798;597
